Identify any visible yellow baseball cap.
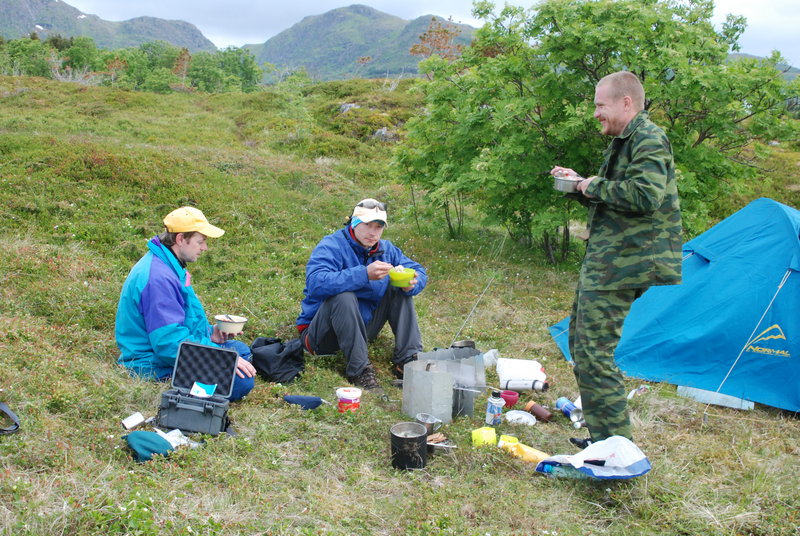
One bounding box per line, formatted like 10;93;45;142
163;207;224;238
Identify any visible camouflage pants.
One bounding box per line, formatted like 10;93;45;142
569;286;646;441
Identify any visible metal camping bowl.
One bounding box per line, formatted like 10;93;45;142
451;340;475;349
553;175;582;193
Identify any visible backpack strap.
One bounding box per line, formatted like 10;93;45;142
0;402;20;435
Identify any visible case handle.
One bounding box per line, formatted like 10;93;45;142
0;402;20;435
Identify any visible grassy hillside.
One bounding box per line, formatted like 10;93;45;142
0;75;798;535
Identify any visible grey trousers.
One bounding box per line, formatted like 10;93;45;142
304;289;423;377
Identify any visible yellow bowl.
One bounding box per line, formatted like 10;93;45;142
388;267;415;287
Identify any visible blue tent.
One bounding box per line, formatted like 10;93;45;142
549;198;800;412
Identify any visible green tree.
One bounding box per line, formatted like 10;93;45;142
396;0;798;259
0;37;51;77
187;51;226;92
63;36;102;71
187;48;262;93
142;67;179;93
217;47;261;92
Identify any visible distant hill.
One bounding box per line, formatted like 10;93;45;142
244;4;476;81
728;53;799;82
0;0;216;52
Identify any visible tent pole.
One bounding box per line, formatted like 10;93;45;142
703;269;792;422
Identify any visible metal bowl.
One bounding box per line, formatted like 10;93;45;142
553;175;582;193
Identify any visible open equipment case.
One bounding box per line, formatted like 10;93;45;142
156;341;239;435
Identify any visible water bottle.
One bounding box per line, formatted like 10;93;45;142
485;390;505;426
541;464;596;480
501;379;549;392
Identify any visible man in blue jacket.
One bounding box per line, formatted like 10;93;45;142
115;206;256;401
296;199;427;391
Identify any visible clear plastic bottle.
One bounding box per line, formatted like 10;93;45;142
541;464;597;480
485;390;505;425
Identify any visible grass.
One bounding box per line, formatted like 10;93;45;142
0;75;799;536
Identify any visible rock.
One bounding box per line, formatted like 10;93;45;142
372;127;398;142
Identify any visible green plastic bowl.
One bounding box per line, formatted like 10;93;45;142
388;267;415;287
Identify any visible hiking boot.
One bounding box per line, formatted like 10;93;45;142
391;354;418;380
569;437;594;449
348;364;382;392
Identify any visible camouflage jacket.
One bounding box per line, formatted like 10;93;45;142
580;111;682;290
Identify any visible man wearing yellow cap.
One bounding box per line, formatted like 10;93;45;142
115;207;256;401
296;199;427;391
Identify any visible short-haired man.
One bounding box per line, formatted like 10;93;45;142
115;206;256;401
296;199;427;391
551;71;682;447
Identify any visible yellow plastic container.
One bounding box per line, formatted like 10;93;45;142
498;434;519;445
471;426;497;447
498;440;550;465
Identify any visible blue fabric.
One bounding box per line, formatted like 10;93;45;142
219;340;254;402
548;317;572;362
297;226;427;327
116;236;214;379
551;198;800;412
283;395;324;410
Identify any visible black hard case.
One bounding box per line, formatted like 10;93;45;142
155;342;239;435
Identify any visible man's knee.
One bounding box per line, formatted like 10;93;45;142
327;292;359;310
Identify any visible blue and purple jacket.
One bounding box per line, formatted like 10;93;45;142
296;226;427;330
115;236;214;378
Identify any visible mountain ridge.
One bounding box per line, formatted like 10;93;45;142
0;0;216;52
243;4;476;80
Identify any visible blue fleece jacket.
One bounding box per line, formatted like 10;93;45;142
296;226;427;328
115;236;214;378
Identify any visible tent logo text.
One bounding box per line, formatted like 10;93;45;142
745;324;791;357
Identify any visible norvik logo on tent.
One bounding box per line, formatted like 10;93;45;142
745;325;791;358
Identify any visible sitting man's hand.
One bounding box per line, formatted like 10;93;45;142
402;272;418;292
211;325;241;344
235;356;256;379
367;260;393;280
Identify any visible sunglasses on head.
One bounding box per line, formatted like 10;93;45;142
357;200;386;211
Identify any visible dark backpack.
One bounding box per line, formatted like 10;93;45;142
250;337;305;384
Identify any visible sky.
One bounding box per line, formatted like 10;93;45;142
61;0;799;66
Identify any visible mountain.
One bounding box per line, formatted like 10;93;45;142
0;0;216;52
244;4;476;81
728;53;799;82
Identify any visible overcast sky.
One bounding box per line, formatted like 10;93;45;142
62;0;799;66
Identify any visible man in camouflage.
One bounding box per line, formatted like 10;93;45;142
551;71;682;446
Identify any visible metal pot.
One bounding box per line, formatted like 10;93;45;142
553;175;582;193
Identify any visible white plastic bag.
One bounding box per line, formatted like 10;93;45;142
535;436;651;479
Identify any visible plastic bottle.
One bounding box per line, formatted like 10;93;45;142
498;440;550;465
541;464;597;480
485;390;505;425
501;379;549;392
